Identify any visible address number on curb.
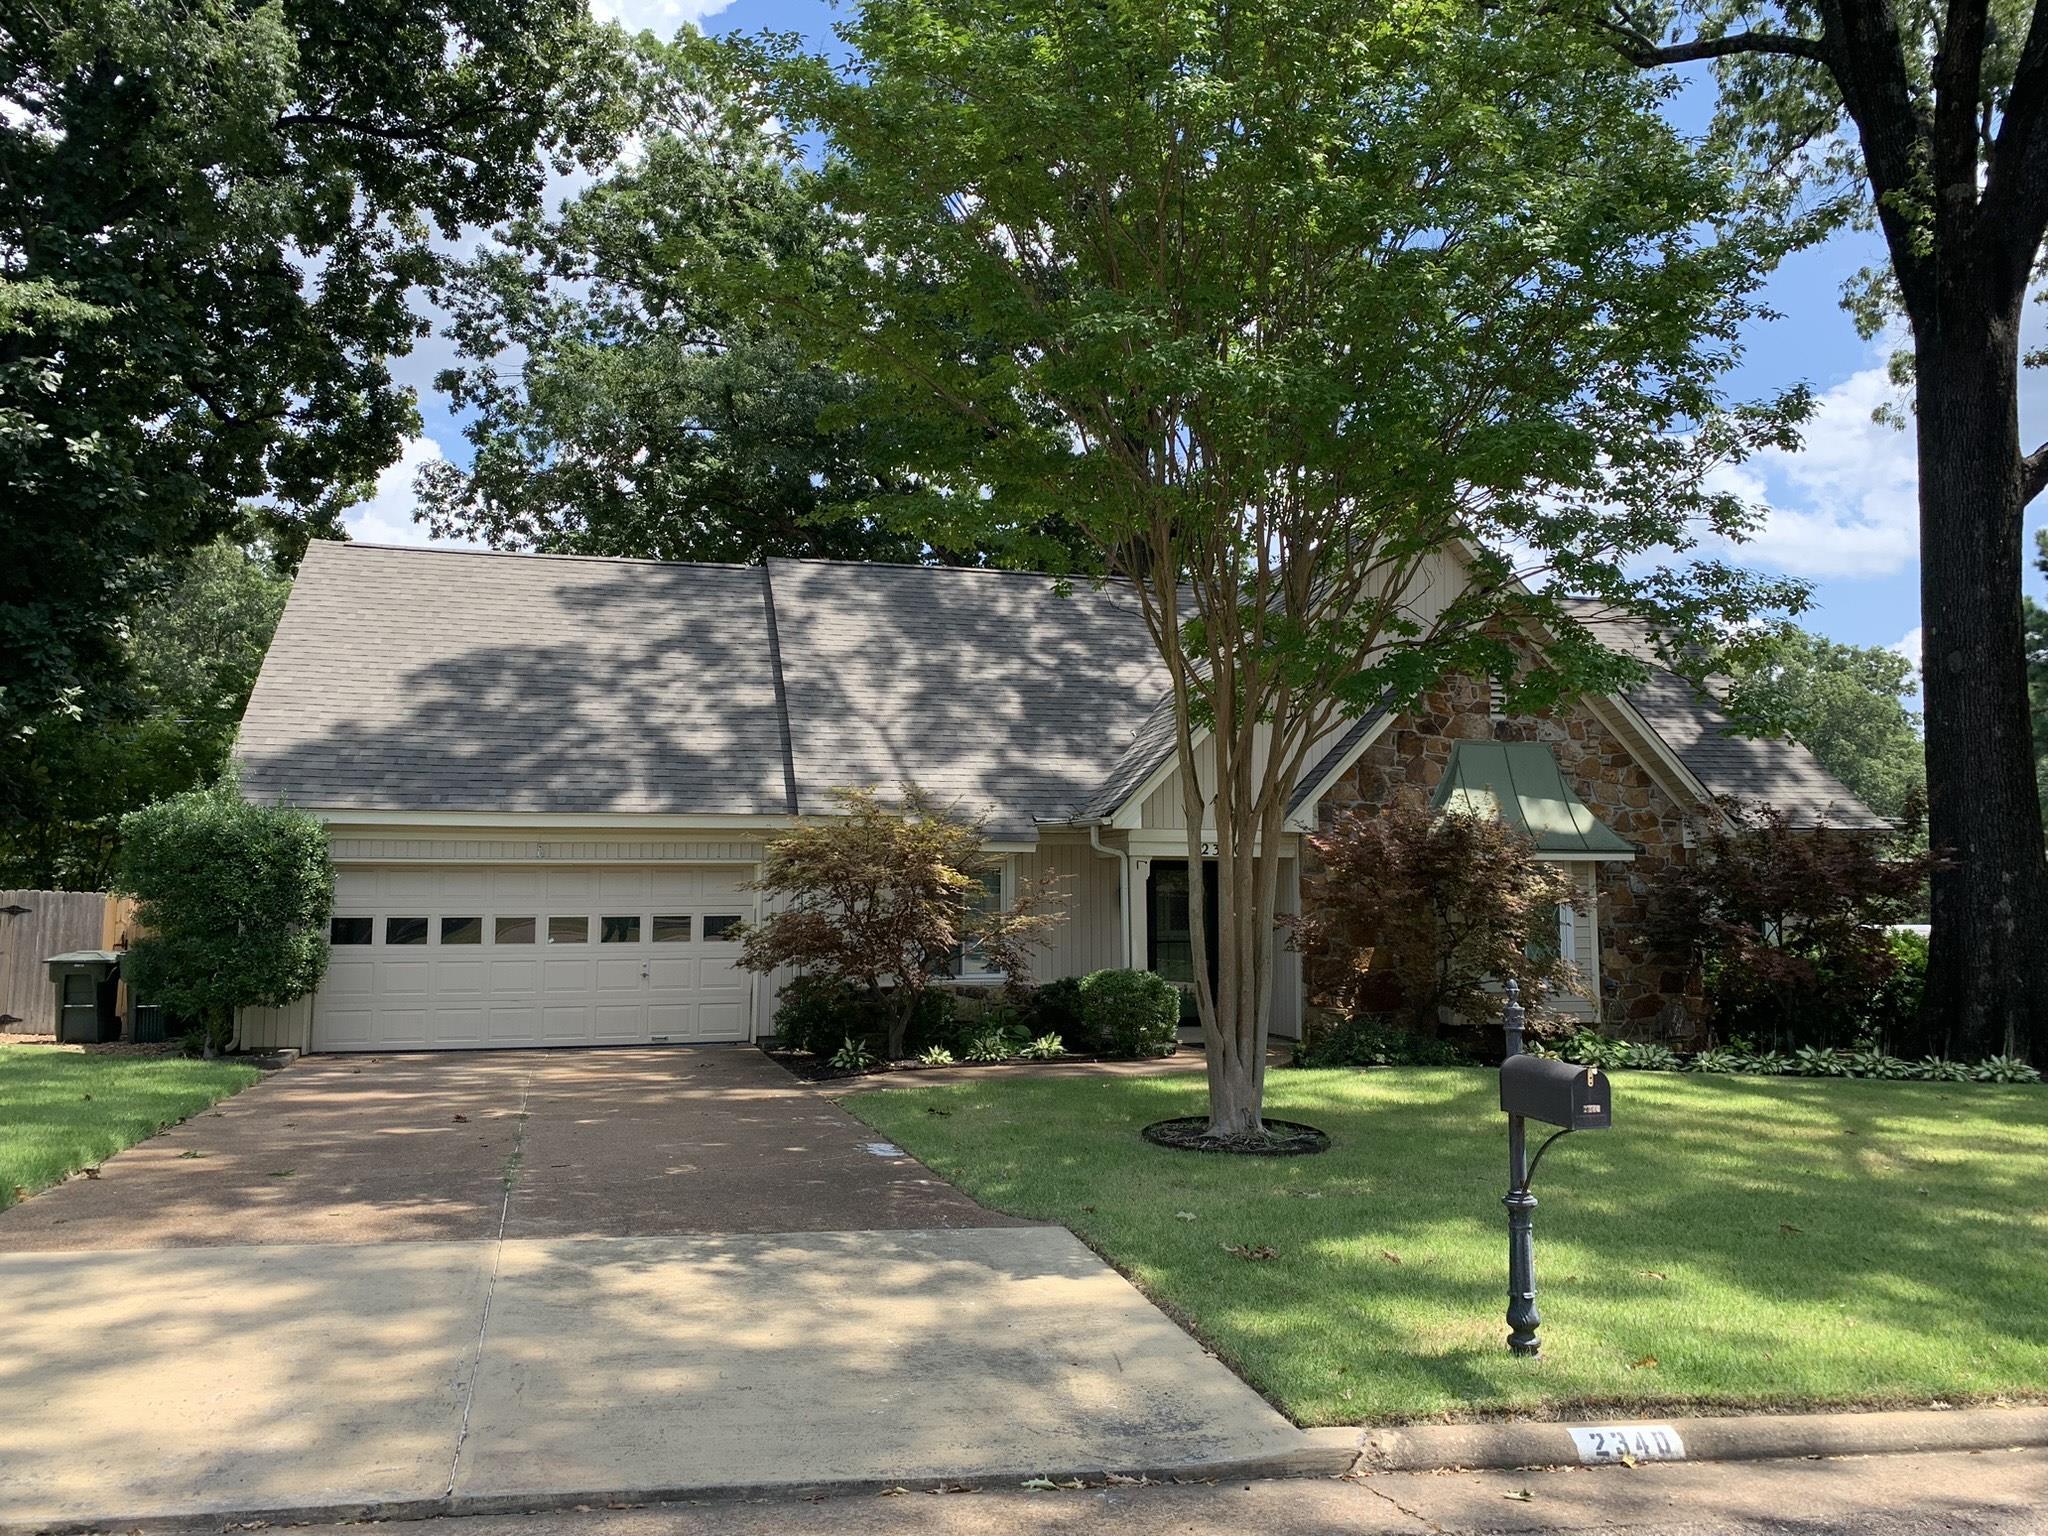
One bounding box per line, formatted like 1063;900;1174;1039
1568;1425;1687;1463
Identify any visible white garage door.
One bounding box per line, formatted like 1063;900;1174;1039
312;865;756;1052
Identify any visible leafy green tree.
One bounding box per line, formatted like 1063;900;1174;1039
116;787;334;1055
0;536;290;889
1596;0;2048;1060
1721;626;1926;823
750;0;1804;1136
421;42;1067;566
1;0;640;746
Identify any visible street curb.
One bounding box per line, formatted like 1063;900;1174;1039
0;1437;1366;1536
1355;1404;2048;1474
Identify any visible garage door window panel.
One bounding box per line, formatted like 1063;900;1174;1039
386;917;430;946
495;916;536;944
601;915;642;943
330;917;373;945
548;916;590;945
441;916;483;946
652;915;692;943
703;914;743;941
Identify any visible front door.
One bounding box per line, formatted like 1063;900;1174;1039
1146;860;1219;1008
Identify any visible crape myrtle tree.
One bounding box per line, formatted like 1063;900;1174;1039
746;0;1808;1138
1589;0;2048;1061
0;0;641;753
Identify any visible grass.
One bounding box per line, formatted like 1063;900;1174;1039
0;1044;260;1207
848;1067;2048;1425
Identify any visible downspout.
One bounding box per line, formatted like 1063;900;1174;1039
1088;822;1134;969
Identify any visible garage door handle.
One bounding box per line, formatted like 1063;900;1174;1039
641;962;650;979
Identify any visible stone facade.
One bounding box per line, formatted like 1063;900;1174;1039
1309;674;1704;1038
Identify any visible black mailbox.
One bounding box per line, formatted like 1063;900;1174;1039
1500;1056;1611;1130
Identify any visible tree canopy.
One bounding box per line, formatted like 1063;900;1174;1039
1;0;641;745
420;40;1083;567
1721;625;1926;824
0;534;290;889
749;0;1806;1135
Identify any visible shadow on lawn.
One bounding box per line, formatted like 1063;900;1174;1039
879;1068;2048;1415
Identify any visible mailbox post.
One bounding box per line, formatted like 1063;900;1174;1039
1498;979;1611;1356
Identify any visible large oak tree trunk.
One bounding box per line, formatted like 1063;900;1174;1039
1913;295;2048;1063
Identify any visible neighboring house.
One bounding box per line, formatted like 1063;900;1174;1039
234;542;1882;1053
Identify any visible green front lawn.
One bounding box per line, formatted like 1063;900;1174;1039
849;1068;2048;1424
0;1045;260;1207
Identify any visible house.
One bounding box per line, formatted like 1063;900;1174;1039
234;541;1883;1053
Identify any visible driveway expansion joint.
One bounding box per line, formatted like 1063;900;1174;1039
447;1066;534;1499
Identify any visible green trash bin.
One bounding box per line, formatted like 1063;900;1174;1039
47;951;122;1044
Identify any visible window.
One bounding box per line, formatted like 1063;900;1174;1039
1526;899;1575;968
386;917;429;946
330;917;373;946
548;915;589;945
652;915;693;943
702;914;743;941
945;867;1006;977
494;916;536;945
440;916;482;946
600;915;642;944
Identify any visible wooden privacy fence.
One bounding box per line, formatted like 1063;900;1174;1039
0;890;137;1034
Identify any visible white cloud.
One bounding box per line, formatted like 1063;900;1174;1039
1892;624;1922;672
588;0;737;28
340;436;482;549
1709;363;1920;579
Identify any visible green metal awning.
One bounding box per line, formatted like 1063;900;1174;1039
1430;742;1635;857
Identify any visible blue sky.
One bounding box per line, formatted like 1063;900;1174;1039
346;0;2048;677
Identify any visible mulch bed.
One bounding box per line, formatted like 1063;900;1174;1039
0;1033;185;1059
762;1045;1174;1084
1140;1115;1332;1156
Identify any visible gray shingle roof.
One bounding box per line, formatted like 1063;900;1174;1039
1555;598;1890;829
237;543;794;815
237;544;1883;835
766;559;1168;841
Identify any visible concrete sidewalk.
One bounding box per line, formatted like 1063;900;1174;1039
0;1228;1312;1530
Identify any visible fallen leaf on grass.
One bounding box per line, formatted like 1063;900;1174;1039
1223;1243;1279;1261
1381;1250;1402;1265
1627;1355;1659;1370
81;1093;92;1101
81;1167;101;1180
1637;1270;1666;1281
1175;1211;1198;1221
925;1107;952;1117
1779;1223;1804;1236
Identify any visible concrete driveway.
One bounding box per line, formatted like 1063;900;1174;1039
0;1048;1315;1528
0;1047;1015;1250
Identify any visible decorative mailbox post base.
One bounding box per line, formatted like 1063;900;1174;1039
1504;1178;1541;1356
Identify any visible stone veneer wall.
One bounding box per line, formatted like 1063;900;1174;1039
1309;674;1704;1038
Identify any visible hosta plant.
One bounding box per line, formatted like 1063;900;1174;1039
916;1045;957;1066
1686;1048;1745;1074
829;1037;879;1073
1844;1049;1912;1080
1915;1056;1972;1082
1620;1042;1681;1072
1973;1056;2044;1084
1792;1046;1851;1077
1018;1032;1068;1061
